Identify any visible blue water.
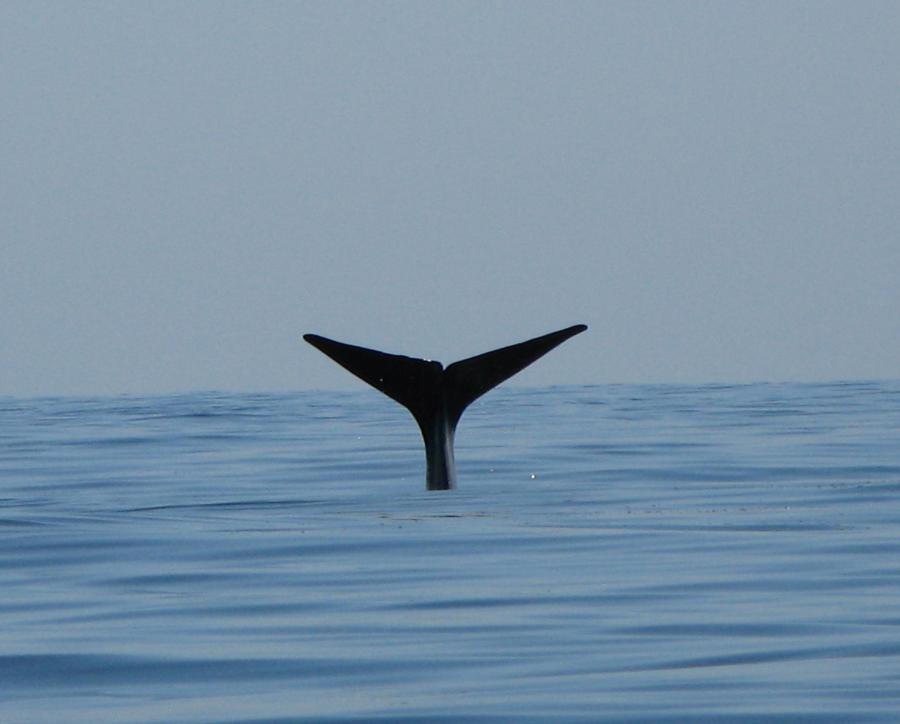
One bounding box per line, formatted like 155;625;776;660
3;382;900;722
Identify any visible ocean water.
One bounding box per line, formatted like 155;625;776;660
2;381;900;723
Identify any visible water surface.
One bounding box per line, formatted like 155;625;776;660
2;382;900;722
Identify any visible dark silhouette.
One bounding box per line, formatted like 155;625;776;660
304;324;587;490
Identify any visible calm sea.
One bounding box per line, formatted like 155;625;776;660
2;382;900;723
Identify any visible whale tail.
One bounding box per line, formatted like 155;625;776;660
303;324;587;490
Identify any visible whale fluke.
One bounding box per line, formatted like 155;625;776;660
303;324;587;490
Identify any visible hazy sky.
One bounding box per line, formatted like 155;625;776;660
3;2;898;397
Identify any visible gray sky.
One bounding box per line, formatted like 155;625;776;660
3;2;899;397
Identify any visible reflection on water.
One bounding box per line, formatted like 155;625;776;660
2;382;900;722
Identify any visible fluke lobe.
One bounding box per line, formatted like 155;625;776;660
303;324;587;491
